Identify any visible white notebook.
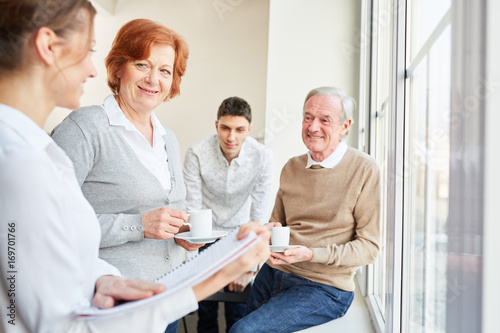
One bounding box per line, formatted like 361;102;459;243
76;229;259;319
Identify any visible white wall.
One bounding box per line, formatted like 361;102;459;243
45;0;270;159
45;0;362;215
265;0;361;205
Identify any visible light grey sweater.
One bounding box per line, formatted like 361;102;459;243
51;105;186;282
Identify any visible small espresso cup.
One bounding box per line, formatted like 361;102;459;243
271;227;290;246
185;209;212;238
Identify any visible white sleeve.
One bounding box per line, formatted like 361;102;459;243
250;148;274;223
0;149;98;333
81;288;198;333
91;259;122;283
0;147;196;333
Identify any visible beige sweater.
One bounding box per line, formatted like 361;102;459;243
267;147;381;291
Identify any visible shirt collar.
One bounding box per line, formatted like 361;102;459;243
0;103;77;181
104;94;166;136
231;139;249;166
216;140;229;166
306;141;348;169
0;103;53;153
215;135;250;167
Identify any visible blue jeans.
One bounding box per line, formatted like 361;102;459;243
229;264;354;333
164;320;178;333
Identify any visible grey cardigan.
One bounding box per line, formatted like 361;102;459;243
52;104;186;281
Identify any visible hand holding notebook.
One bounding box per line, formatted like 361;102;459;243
76;223;270;319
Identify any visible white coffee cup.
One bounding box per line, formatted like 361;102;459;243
185;209;212;238
271;227;290;246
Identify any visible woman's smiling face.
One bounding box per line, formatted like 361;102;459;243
115;44;175;115
49;9;97;111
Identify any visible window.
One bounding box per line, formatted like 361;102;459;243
403;1;451;331
363;1;485;332
371;0;392;321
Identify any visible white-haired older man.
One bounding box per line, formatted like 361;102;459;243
230;87;381;333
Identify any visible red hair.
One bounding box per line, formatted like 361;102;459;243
105;19;189;100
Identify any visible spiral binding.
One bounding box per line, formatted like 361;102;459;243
155;228;257;290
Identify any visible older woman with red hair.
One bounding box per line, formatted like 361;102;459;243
52;19;199;333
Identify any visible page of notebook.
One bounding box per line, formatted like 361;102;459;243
76;229;259;319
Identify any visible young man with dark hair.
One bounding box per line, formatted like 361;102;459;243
184;96;274;332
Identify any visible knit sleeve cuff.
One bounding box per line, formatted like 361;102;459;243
98;213;144;248
116;213;145;243
310;247;331;264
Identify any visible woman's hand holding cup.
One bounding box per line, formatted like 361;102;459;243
142;207;188;239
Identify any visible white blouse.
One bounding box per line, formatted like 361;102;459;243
0;104;196;333
104;95;172;193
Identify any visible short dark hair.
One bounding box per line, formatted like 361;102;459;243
217;97;252;123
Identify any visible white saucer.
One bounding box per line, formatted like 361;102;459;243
175;230;228;244
269;245;301;253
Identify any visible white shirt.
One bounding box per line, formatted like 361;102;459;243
184;135;273;230
104;95;172;193
306;141;348;169
0;104;196;333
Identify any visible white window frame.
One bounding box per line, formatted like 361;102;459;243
360;1;487;332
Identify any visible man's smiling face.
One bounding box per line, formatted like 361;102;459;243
302;94;351;162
